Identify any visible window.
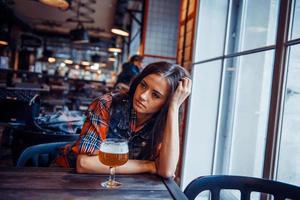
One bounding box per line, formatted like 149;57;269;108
194;0;228;62
182;61;222;187
275;0;300;185
225;0;279;54
215;51;274;177
290;0;300;39
276;0;300;185
182;0;300;192
276;45;300;186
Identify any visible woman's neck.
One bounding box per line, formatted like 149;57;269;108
136;112;153;128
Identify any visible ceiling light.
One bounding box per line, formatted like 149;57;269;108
108;47;122;53
111;28;129;37
48;57;56;63
108;57;116;62
0;31;9;46
38;0;71;10
0;41;8;45
64;59;73;64
81;61;90;66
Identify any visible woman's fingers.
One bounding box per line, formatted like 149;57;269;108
180;77;192;94
171;77;192;107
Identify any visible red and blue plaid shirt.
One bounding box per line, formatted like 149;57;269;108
56;93;139;167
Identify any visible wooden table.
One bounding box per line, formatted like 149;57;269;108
0;167;188;200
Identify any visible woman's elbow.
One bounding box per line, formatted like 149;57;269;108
157;169;175;179
76;155;87;173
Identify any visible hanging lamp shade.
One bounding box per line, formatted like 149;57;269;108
70;24;89;44
38;0;71;10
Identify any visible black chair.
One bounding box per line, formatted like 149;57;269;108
11;129;79;165
183;175;300;200
16;141;70;167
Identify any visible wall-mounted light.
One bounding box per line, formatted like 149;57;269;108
108;47;122;53
38;0;71;10
111;28;129;37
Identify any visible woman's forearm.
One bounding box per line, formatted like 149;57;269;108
156;106;180;178
156;77;191;178
76;154;156;174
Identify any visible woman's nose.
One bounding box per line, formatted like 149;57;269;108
140;90;149;101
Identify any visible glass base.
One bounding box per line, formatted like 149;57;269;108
101;180;122;188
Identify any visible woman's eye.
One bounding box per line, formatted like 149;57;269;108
152;93;160;99
140;82;146;88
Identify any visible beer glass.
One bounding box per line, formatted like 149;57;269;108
98;138;129;188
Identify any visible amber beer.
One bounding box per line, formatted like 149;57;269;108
98;139;129;167
99;151;128;167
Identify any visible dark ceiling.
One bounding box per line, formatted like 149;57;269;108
7;0;118;39
0;0;143;69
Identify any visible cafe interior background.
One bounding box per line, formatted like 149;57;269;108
0;0;299;193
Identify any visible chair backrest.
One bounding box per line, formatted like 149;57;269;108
16;141;70;168
183;175;300;200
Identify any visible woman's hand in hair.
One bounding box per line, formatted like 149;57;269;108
170;77;192;110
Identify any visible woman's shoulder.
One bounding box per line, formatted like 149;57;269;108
88;93;114;111
90;92;130;111
111;92;130;109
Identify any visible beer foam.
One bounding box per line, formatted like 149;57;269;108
100;143;129;154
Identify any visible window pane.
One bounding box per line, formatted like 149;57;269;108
226;0;279;54
194;0;228;61
215;51;275;177
290;0;300;39
276;45;300;185
182;61;222;188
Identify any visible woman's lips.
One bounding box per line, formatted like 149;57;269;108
135;99;146;109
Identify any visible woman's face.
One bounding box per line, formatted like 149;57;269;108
133;73;170;116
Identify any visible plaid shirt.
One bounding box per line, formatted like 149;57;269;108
56;93;151;168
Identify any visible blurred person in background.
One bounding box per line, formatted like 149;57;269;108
115;55;144;93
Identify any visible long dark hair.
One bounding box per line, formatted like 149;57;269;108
128;62;190;156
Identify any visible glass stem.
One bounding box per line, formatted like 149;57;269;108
109;167;115;183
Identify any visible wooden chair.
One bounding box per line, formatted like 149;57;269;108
183;175;300;200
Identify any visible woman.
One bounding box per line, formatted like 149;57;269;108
56;62;192;178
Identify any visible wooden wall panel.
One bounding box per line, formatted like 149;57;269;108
175;0;198;185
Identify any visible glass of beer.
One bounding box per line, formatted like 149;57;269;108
98;138;129;188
